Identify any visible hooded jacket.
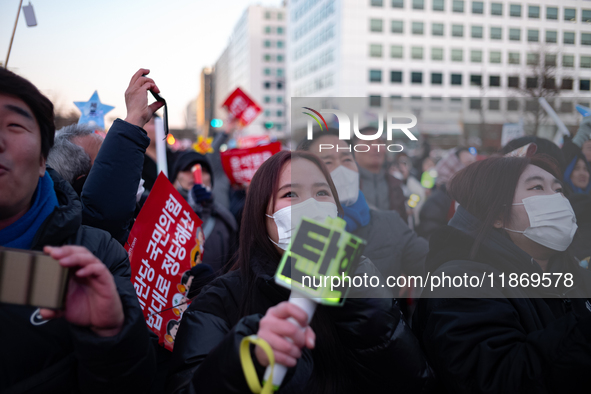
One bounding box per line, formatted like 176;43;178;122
166;253;435;394
413;206;591;394
0;168;155;394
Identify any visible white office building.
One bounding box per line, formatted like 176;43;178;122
287;0;591;145
214;5;287;137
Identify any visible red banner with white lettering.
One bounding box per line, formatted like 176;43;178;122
220;142;282;186
126;173;204;351
222;87;262;127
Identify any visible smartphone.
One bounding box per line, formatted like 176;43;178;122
0;247;69;309
192;164;202;185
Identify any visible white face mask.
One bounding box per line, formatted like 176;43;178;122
504;193;578;251
330;165;359;207
266;198;339;250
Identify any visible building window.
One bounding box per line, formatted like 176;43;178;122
369;69;382;82
490;27;502;39
431;72;443;84
432;47;444;60
544;78;556;89
277;68;284;77
509;28;520;41
412;46;424;59
470;74;482;86
489;99;500;110
264;40;271;47
391;20;404;33
471;50;482;62
277;12;283;20
451;49;463;61
432;23;444;36
277;81;284;89
561;78;574;90
413;0;424;9
369;96;382;107
412;22;424;35
264;68;271;75
529;5;540;18
527;53;539;65
546;7;558;20
489;75;501;87
264;110;271;116
433;0;444;11
528;29;539;42
525;77;537;89
560;101;574;113
370;18;383;32
265;11;271;19
508;99;519;110
470;99;481;109
277;41;284;48
581;80;591;91
411;72;423;83
545;54;557;67
264;82;271;89
582;56;591;69
471;25;483;38
277;27;284;34
490;51;501;63
583;10;591;23
546;30;557;43
264;54;272;62
391;71;403;83
451;73;462;85
264;96;271;103
265;26;272;34
277;110;283;117
371;0;384;6
508;52;520;64
510;4;521;17
564;32;575;45
391;45;403;58
452;24;464;37
563;55;574;67
392;0;404;8
277;96;283;103
370;44;383;57
472;1;483;14
508;76;520;88
491;2;502;15
453;0;464;12
564;8;576;21
276;55;284;62
582;33;591;45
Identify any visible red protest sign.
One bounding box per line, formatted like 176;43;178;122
126;173;204;351
220;142;282;186
222;87;262;127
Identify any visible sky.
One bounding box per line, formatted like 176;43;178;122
0;0;283;129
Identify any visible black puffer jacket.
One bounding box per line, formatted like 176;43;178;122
414;206;591;394
166;253;435;394
0;168;155;394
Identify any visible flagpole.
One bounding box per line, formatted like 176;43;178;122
5;0;24;68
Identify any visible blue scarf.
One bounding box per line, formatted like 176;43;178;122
342;191;371;232
564;156;591;195
0;172;59;249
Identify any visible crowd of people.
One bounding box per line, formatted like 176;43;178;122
1;66;591;393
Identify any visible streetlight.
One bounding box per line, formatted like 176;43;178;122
4;1;37;68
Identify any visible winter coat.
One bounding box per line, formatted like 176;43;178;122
569;193;591;263
413;205;591;394
81;119;148;245
353;209;427;279
0;168;155;394
166;253;435;394
416;185;453;240
358;166;408;223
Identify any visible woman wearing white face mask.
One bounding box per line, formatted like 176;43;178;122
298;131;428;300
167;151;436;394
414;156;591;394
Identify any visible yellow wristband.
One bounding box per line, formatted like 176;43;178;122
239;335;275;394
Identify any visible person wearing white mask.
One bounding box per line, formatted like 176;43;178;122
298;130;428;296
414;155;591;394
167;150;436;394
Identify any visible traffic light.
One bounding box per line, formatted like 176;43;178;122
210;119;223;128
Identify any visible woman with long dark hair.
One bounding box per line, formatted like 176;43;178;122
413;155;591;393
166;151;434;393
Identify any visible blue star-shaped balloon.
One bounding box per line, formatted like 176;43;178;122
74;91;114;129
